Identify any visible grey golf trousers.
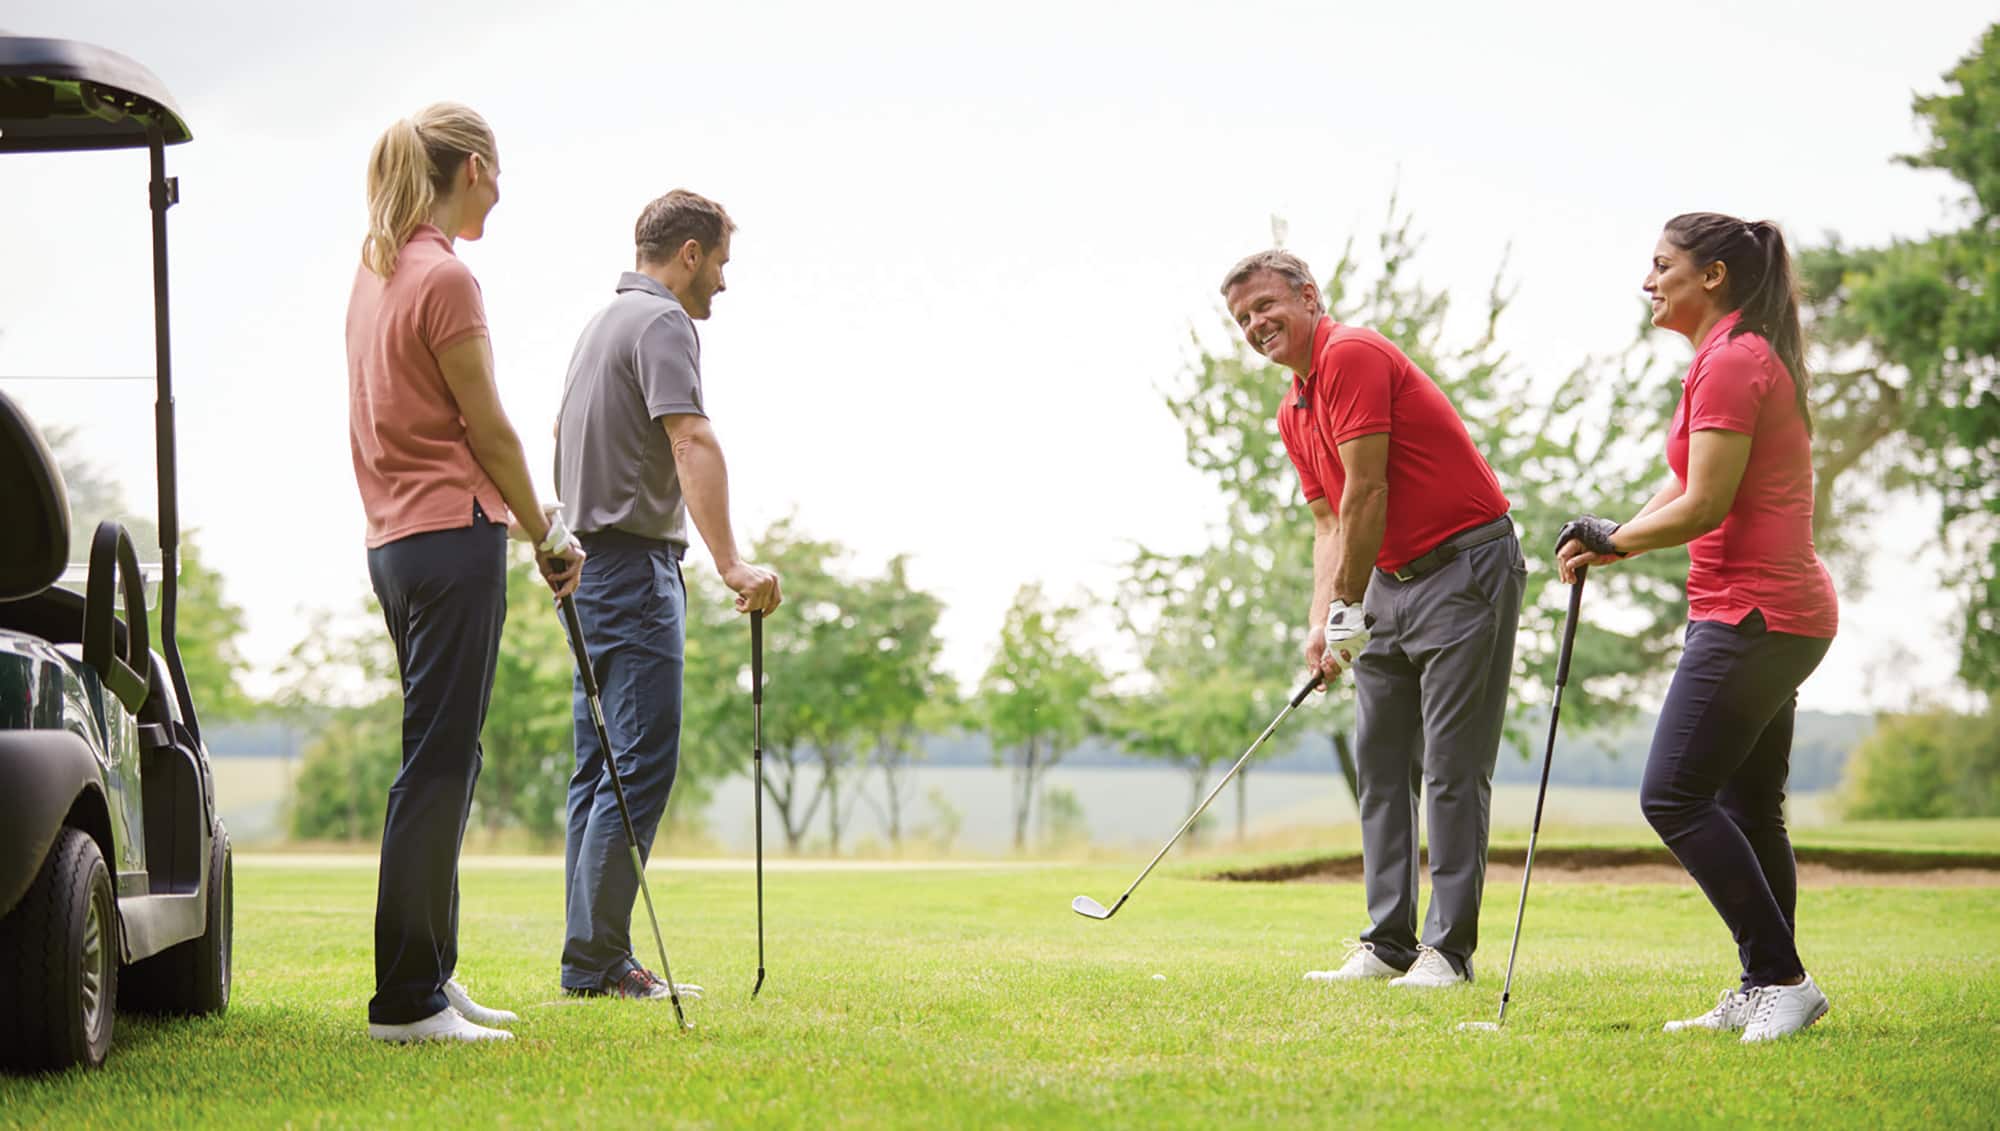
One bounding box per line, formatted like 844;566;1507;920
1353;524;1525;980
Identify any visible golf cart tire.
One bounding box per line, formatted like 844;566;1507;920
121;822;231;1017
0;828;117;1073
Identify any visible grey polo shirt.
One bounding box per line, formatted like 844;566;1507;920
554;273;704;549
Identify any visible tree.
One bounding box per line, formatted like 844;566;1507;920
975;584;1104;852
1840;695;2000;818
683;519;950;855
275;603;400;841
1795;22;2000;691
851;558;951;852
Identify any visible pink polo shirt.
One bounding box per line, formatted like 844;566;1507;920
346;225;510;548
1669;311;1837;638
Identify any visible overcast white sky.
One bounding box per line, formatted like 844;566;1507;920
1;0;1991;714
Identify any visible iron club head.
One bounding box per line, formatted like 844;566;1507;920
1071;895;1112;919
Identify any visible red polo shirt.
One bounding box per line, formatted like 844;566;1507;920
1277;318;1508;571
1670;312;1837;638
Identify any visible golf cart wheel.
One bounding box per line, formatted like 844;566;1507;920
121;822;231;1017
0;828;118;1072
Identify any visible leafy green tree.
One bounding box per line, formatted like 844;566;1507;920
275;604;400;840
683;519;948;855
850;557;951;851
1840;695;2000;818
975;584;1105;852
144;533;255;723
1796;22;2000;691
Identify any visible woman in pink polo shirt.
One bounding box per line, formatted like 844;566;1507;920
345;102;581;1044
1556;212;1837;1043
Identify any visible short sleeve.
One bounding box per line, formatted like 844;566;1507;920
1278;404;1324;504
637;312;704;419
416;257;488;354
1687;339;1770;435
1321;340;1394;446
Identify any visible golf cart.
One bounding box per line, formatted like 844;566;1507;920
0;34;231;1071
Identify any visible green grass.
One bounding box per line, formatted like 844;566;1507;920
4;855;1997;1129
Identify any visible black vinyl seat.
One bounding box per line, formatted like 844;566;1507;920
0;388;70;602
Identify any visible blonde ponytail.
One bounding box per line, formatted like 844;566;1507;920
360;102;497;278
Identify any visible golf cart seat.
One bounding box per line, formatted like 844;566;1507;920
0;389;157;716
0;386;69;602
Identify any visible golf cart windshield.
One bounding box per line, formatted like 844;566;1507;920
1;33;192;603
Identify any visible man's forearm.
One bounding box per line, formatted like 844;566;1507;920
672;430;743;571
1333;481;1388;603
1310;522;1339;629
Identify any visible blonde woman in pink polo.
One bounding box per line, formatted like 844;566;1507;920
346;102;581;1044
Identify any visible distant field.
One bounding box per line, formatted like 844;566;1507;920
210;755;1857;853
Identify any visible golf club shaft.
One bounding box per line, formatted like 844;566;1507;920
1106;672;1324;913
559;594;689;1029
1493;568;1586;1023
751;611;766;997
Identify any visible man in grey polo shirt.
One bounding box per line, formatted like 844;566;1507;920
554;188;781;1000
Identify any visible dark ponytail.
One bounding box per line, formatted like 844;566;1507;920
1662;212;1812;435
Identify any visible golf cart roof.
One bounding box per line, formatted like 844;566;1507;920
0;33;191;152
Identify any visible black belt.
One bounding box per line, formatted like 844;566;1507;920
578;528;686;560
1381;514;1513;583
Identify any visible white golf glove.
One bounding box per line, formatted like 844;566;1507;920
1325;599;1373;659
538;503;580;559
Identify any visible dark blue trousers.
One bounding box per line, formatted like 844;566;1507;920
560;531;685;990
364;511;506;1024
1641;611;1830;989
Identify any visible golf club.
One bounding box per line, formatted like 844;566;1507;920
557;593;692;1031
1459;566;1587;1034
751;610;767;999
1073;670;1326;921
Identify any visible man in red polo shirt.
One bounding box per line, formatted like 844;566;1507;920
1222;249;1524;989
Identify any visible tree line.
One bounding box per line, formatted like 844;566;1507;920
42;21;2000;841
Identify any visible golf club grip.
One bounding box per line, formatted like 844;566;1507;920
1289;671;1324;708
558;597;602;698
751;611;763;704
1555;568;1586;685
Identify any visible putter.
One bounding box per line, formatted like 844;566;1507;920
557;594;692;1031
1073;670;1325;921
750;610;767;999
1459;567;1587;1033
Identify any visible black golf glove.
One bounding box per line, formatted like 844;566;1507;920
1554;515;1628;557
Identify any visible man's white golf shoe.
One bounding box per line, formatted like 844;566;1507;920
444;977;519;1027
367;1007;513;1044
1304;940;1400;983
1663;988;1754;1033
1388;945;1466;988
1740;975;1830;1042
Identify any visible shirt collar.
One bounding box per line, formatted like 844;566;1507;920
407;224;452;253
615;271;681;307
1696;309;1743;354
1290;316;1338;405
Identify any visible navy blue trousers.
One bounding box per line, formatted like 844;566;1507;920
1641;610;1830;989
560;532;685;990
365;510;506;1024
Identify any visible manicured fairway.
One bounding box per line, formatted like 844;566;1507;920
3;854;1997;1129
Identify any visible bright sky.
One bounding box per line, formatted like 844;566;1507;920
1;0;1991;714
